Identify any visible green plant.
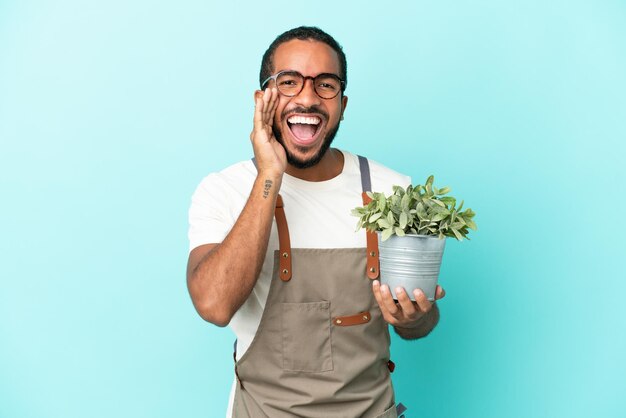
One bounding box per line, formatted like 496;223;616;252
352;175;477;241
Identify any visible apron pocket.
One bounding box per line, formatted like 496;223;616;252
281;301;333;372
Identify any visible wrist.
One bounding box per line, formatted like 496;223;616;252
254;173;282;201
397;311;429;330
257;169;284;182
397;302;438;330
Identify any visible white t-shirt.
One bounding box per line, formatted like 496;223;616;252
188;150;411;417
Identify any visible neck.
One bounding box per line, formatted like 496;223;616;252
285;148;345;182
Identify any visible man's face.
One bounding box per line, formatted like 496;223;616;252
268;39;348;169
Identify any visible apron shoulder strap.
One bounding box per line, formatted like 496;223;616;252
251;158;292;281
357;155;380;280
357;155;372;193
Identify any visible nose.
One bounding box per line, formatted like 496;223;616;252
294;78;321;108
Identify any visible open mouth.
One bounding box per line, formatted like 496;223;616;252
286;115;323;145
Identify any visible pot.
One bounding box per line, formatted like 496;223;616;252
377;233;446;301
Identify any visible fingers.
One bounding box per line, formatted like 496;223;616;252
372;281;396;321
253;88;279;132
266;88;278;127
261;87;271;124
261;87;278;126
394;287;417;316
435;285;446;300
253;90;265;129
372;280;386;311
412;289;432;312
373;281;442;327
379;284;401;315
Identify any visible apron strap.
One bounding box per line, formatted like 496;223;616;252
357;156;380;280
251;158;292;281
358;155;372;192
275;195;292;281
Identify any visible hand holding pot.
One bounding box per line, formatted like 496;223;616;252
372;280;445;334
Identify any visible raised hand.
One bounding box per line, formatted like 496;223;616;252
250;87;287;177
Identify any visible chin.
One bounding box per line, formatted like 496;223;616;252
273;121;340;169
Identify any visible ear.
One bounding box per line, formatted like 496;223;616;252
254;90;264;101
340;95;348;119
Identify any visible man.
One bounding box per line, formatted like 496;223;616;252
187;26;445;418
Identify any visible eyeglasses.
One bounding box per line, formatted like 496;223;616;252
261;70;345;100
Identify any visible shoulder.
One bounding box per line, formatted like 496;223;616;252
341;151;412;194
190;159;257;215
192;159;256;200
188;160;257;251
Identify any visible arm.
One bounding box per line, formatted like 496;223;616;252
372;281;445;340
186;87;285;327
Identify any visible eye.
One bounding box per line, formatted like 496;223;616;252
318;82;337;90
317;81;339;92
316;75;340;91
276;72;303;89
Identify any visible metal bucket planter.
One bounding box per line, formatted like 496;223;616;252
377;233;446;301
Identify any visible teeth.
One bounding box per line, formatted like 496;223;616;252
287;115;321;125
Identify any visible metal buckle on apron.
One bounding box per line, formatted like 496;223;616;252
396;402;408;417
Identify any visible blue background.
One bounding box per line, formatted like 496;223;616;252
1;1;625;417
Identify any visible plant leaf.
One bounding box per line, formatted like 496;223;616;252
399;211;408;229
451;221;465;229
369;212;382;223
381;228;394;241
377;219;392;229
416;202;428;219
378;193;387;211
440;196;456;207
431;212;448;222
351;208;364;216
401;192;410;210
451;228;464;241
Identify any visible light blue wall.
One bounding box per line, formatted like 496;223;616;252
1;1;624;417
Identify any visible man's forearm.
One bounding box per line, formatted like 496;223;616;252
393;303;440;340
187;172;282;326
